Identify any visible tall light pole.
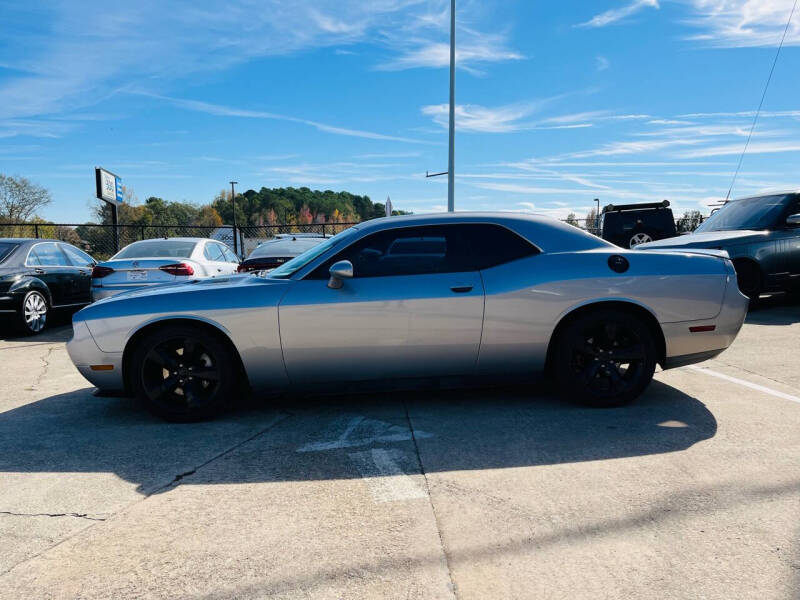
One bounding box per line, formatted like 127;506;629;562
447;0;456;212
594;198;600;234
230;181;238;257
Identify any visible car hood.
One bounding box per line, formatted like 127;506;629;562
637;229;767;249
91;273;288;305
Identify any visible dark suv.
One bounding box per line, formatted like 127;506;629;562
637;191;800;301
599;200;677;248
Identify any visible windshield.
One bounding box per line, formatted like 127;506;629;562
113;240;197;259
696;194;790;232
0;242;19;264
268;227;360;278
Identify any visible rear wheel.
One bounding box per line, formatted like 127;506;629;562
553;309;657;407
732;259;762;303
131;324;236;422
16;291;48;336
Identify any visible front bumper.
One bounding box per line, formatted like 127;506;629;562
661;267;749;369
67;319;125;392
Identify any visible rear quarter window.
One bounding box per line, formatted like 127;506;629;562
465;224;539;270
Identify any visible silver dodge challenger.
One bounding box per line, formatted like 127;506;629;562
67;213;748;421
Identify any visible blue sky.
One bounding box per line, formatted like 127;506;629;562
2;0;800;223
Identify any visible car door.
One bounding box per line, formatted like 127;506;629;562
202;242;233;276
25;242;74;305
778;197;800;281
278;224;485;384
219;244;241;274
59;243;95;304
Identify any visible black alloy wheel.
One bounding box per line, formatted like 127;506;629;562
131;325;235;422
554;309;657;407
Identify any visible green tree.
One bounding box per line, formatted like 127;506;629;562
0;174;52;222
676;210;703;233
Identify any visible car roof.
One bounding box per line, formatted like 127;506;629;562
350;212;611;253
126;237;208;243
734;190;800;201
0;238;66;248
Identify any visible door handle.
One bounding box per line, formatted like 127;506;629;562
34;268;45;275
450;285;473;293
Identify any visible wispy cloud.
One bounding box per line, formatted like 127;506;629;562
576;0;660;28
141;93;437;145
684;0;800;48
0;0;521;127
678;140;800;158
596;55;611;71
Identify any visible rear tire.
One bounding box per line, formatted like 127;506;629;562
553;309;657;408
131;324;236;422
16;290;49;336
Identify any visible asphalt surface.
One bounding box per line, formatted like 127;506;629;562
0;297;798;599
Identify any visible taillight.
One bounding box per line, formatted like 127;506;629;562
159;263;195;276
238;259;285;272
91;265;114;279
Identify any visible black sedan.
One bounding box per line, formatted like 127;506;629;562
639;191;800;300
0;239;96;335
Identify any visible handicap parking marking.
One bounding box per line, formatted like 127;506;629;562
689;365;800;405
348;448;428;502
297;414;432;453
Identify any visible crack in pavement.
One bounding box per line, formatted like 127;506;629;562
402;398;459;600
28;345;59;391
0;409;294;578
0;511;106;522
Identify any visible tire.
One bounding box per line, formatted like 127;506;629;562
130;324;236;422
553;309;657;408
732;259;762;303
628;230;655;248
16;290;49;336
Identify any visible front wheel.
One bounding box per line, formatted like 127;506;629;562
732;259;762;303
553;309;657;407
131;325;236;422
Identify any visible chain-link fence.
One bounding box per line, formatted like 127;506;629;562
1;215;706;261
0;222;359;261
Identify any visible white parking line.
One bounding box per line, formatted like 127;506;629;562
348;448;427;502
688;365;800;404
297;414;432;453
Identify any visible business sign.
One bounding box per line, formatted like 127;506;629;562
95;167;124;205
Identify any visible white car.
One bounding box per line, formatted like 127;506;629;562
91;238;240;300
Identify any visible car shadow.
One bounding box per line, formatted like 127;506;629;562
0;380;716;495
0;315;73;343
747;293;800;326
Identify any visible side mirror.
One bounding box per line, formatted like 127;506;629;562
786;213;800;227
327;260;353;289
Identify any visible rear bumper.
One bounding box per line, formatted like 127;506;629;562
661;268;748;369
91;283;151;301
67;319;125;391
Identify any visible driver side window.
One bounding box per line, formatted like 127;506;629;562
309;225;472;279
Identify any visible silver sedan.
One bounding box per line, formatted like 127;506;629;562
67;213;748;421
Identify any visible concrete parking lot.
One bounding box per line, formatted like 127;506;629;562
0;298;798;599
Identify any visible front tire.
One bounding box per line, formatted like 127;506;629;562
732;259;762;303
17;290;48;335
131;324;236;422
553;309;657;407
